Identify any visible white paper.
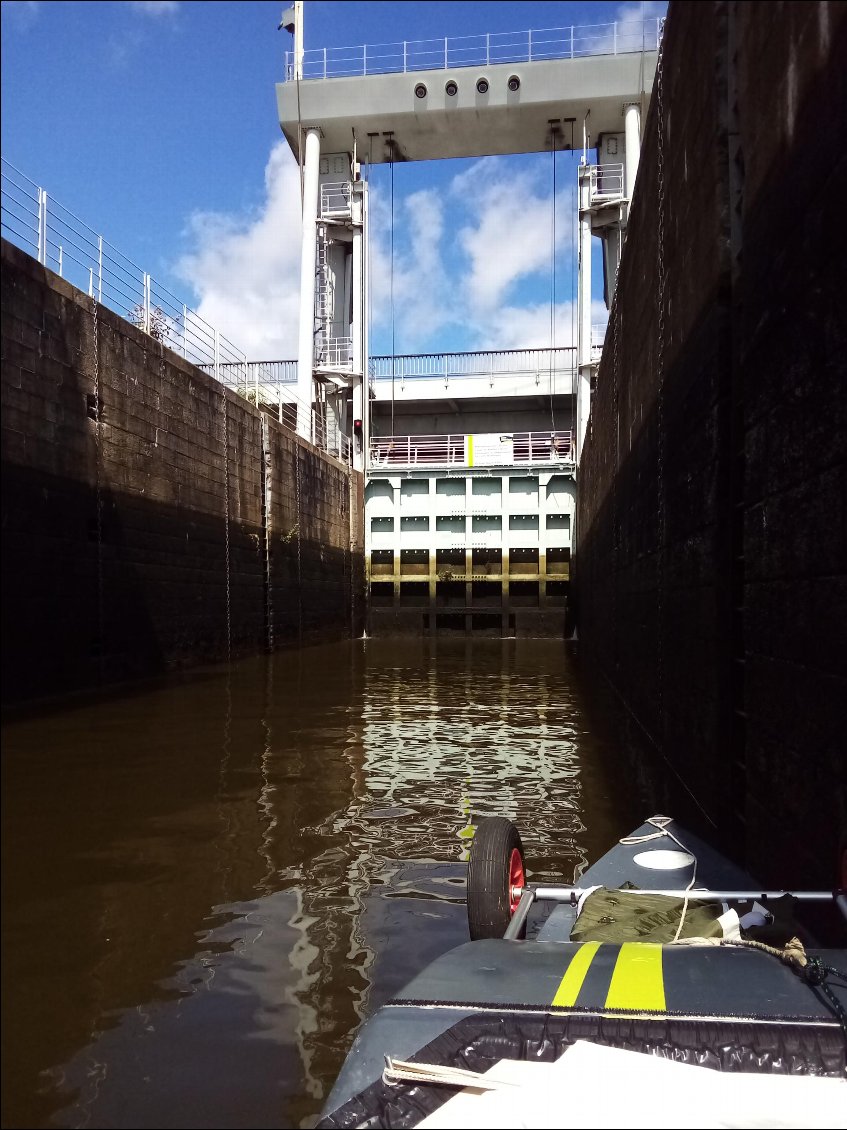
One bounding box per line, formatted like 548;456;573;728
417;1040;846;1129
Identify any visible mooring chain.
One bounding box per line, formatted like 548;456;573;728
92;297;104;682
656;17;668;735
222;387;232;662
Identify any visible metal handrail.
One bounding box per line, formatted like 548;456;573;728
512;430;574;463
285;18;661;81
370;434;467;467
230;348;578;387
590;322;607;361
369;430;574;469
1;158;242;371
589;163;625;201
318;335;353;368
370;347;577;382
320;181;352;216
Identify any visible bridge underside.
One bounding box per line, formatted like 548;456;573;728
277;52;656;163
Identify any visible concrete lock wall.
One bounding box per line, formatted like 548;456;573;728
1;240;365;705
576;1;846;887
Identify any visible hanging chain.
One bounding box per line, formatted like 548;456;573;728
656;17;667;733
222;388;232;662
295;449;303;640
92;297;104;682
261;414;274;654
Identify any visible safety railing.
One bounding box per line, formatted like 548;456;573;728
370;434;466;467
512;430;574;463
318;335;354;369
285;18;662;80
1;159;245;373
369;347;576;389
369;430;574;469
237;360;298;386
591;323;607;361
224;349;578;389
232;349;578;390
589;163;625;202
201;359;352;465
320;181;352;216
0;159;352;465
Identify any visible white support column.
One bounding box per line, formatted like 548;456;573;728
624;102;642;204
575;164;593;466
297;126;321;440
352;181;365;473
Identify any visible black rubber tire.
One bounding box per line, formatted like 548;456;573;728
467;817;526;940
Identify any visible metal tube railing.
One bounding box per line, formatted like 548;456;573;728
369;347;577;382
369;430;574;469
232;349;579;387
284;18;661;80
589;163;625;201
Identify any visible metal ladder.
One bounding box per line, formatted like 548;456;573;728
314;225;333;364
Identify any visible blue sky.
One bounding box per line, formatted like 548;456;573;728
1;0;665;358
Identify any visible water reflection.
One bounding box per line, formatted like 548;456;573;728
1;639;637;1129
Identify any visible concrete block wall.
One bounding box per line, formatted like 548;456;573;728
1;240;365;705
733;1;847;887
576;1;846;886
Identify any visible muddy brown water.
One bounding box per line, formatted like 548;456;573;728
2;638;641;1129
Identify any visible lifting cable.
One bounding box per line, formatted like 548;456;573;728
571;171;577;422
366;134;374;447
549;128;558;433
389;144;396;439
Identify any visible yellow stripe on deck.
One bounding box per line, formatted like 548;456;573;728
467;435;474;467
605;943;666;1011
552;941;601;1007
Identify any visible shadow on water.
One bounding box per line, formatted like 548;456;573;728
1;638;641;1129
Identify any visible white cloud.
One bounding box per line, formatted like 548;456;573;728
473;301;573;352
106;28;142;69
368;186;454;352
1;0;40;29
129;1;180;16
176;142;304;359
461;298;608;353
107;0;180;68
452;158;574;316
614;0;668;51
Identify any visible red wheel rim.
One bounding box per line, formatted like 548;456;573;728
508;848;525;915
